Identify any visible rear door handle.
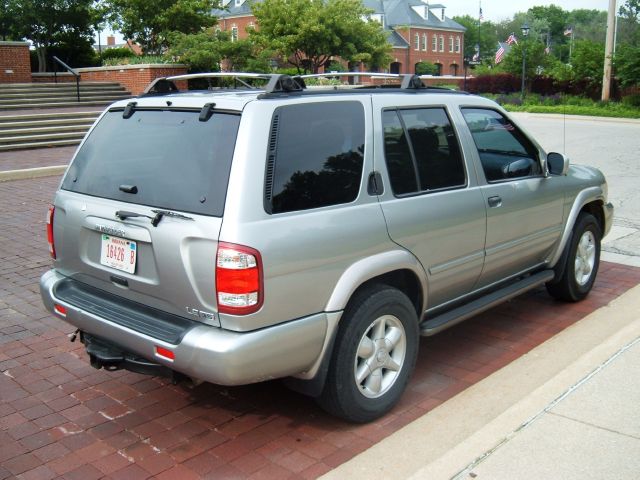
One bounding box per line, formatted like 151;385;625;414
488;195;502;208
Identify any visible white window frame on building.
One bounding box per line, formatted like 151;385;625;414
432;34;438;52
455;36;461;53
449;36;454;52
414;33;420;50
231;25;239;42
422;33;427;51
439;35;444;52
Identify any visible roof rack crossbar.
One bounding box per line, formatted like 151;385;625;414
142;78;179;96
263;74;304;94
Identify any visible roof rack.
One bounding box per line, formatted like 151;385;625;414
142;72;305;96
141;71;465;98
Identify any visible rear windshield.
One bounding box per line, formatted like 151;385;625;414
62;109;240;217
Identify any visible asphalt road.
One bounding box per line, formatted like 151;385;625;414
510;112;640;265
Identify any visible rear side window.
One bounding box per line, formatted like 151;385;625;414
383;107;466;196
62;109;240;217
265;101;365;214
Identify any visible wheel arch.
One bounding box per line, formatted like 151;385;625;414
324;249;428;318
548;186;607;268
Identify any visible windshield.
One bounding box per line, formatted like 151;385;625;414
62;109;241;217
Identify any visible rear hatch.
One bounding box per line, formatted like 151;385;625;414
52;105;241;326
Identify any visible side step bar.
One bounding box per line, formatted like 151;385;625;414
420;270;555;336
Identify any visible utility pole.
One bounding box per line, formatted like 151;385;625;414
602;0;616;101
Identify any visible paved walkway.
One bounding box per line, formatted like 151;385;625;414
2;170;639;478
0;147;74;172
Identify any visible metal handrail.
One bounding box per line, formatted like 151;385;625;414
52;56;80;102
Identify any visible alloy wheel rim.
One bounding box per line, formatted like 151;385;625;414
354;314;407;399
574;230;596;286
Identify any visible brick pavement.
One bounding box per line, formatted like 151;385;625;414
2;175;640;479
0;147;75;172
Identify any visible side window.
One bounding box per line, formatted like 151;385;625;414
383;107;466;195
461;108;541;182
266;102;365;214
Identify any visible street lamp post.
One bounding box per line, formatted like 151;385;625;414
521;23;530;100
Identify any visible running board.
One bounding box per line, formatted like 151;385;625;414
420;270;555;336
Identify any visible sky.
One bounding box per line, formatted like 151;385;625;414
448;0;614;22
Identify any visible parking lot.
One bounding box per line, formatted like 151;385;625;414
1;172;639;479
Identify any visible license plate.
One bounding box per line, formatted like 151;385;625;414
100;235;137;274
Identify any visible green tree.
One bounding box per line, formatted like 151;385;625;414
106;0;219;54
499;40;550;88
571;40;604;86
250;0;391;74
8;0;95;71
452;15;497;63
615;44;640;87
414;61;438;75
167;29;274;73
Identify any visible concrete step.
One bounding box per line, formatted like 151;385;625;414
0;81;123;89
0;131;86;145
0;89;127;99
0;93;129;105
0;111;101;123
0;99;129;110
0;118;96;129
0;124;92;138
0;138;81;151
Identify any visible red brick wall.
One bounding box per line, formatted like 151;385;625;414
76;65;188;95
31;73;77;83
218;16;257;40
0;42;31;83
394;27;464;75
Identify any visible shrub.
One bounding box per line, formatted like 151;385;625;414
622;93;640;108
101;47;135;60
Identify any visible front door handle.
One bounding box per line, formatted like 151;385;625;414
488;195;502;208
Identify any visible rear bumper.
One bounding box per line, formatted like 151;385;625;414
40;270;330;385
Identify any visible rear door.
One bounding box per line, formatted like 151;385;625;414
373;98;487;309
53;107;241;326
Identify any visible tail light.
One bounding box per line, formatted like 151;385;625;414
216;242;263;315
46;205;56;259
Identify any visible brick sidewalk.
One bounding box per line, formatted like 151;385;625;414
0;147;75;172
2;175;640;479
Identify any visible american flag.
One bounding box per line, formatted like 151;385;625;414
506;33;518;45
495;43;505;64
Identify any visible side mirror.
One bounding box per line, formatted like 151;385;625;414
547;152;569;176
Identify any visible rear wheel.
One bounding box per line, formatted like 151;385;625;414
547;213;601;302
317;286;419;423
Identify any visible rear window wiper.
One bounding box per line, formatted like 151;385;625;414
115;209;194;227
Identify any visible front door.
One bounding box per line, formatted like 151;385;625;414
460;108;565;288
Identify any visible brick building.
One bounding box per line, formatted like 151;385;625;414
214;0;465;75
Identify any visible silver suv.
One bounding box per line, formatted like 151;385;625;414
40;73;613;422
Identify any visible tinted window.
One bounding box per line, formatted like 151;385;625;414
267;102;365;214
382;110;418;195
62;109;240;216
461;108;541;182
383;107;466;195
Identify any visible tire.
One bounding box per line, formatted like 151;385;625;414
546;213;601;302
317;285;419;423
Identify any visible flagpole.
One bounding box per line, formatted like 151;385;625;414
478;1;482;60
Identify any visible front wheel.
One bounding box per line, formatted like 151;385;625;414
547;213;601;302
317;286;419;423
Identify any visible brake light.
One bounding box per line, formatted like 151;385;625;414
46;205;56;259
54;304;66;317
216;242;263;315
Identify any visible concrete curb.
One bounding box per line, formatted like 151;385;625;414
0;165;66;182
321;282;640;480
